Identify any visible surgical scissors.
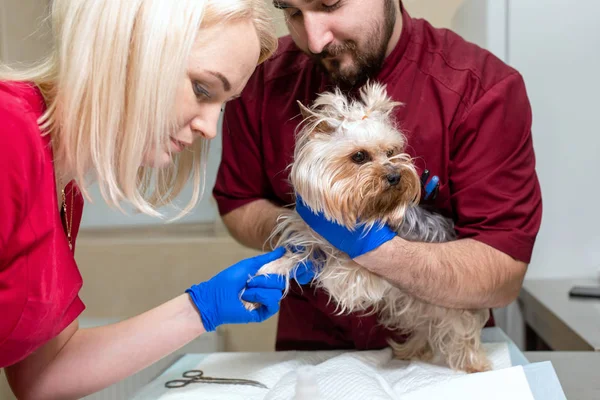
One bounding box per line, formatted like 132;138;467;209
164;369;268;389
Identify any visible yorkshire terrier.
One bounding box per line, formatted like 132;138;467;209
243;82;491;373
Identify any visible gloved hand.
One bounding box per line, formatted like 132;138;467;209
295;195;397;259
246;256;317;289
186;247;287;332
292;259;318;285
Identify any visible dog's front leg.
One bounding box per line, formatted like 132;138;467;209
241;252;298;311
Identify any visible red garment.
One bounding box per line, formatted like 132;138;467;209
0;81;85;368
214;9;541;350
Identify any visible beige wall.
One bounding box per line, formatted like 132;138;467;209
267;0;466;37
404;0;466;29
0;0;52;65
72;224;274;353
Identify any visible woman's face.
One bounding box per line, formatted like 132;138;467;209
145;19;261;167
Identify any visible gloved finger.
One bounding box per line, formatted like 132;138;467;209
245;299;280;323
240;288;283;310
286;244;306;254
244;247;286;274
255;300;281;322
293;260;316;285
246;274;286;291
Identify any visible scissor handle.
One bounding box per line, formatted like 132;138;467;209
164;370;205;388
164;379;190;388
182;370;205;378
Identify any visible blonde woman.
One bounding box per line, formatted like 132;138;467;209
0;1;313;398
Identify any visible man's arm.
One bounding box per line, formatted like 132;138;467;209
354;237;527;309
221;199;288;251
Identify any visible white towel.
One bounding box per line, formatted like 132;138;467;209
155;343;534;400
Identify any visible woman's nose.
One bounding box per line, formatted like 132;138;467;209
191;109;220;140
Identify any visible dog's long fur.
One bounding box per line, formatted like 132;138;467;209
244;82;491;373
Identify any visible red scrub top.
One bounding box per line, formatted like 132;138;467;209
0;81;85;368
214;7;542;351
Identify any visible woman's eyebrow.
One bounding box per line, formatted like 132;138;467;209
206;70;231;92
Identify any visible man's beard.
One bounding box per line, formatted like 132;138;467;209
312;0;397;89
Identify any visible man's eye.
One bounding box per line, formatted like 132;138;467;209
286;8;301;18
192;82;211;100
322;0;341;11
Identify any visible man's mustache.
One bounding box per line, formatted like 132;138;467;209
313;41;358;60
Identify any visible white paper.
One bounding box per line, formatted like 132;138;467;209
399;365;535;400
155;343;534;400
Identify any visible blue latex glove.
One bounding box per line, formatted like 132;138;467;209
295;196;397;259
293;259;318;285
246;257;317;289
186;247;287;332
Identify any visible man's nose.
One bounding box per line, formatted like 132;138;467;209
303;13;334;55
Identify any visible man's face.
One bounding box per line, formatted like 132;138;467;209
275;0;397;88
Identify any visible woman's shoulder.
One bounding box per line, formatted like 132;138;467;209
0;80;46;113
0;80;47;163
0;81;50;205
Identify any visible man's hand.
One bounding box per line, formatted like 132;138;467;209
295;196;396;258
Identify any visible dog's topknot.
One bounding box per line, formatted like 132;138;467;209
296;80;403;136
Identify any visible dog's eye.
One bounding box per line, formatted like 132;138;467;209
351;151;369;164
386;149;394;157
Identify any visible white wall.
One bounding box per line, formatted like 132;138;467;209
453;0;600;280
452;0;600;349
508;0;600;279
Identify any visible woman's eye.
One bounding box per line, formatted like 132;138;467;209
192;82;211;100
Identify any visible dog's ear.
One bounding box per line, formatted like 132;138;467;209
297;101;314;120
297;100;334;134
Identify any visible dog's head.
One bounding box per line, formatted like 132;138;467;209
291;81;421;229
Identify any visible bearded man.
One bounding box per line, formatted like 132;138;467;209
213;0;542;351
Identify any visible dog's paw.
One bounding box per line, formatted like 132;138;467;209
242;299;260;311
463;355;492;373
240;288;261;311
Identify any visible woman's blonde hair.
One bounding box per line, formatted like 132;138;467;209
0;0;277;218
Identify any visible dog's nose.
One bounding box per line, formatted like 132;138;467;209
386;172;401;186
